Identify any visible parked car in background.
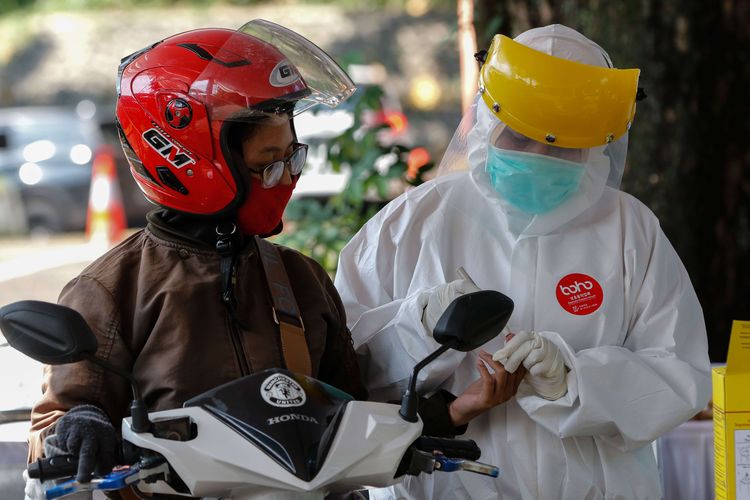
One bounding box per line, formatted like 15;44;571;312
0;105;152;236
0;106;104;235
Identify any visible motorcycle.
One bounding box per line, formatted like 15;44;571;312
0;290;513;499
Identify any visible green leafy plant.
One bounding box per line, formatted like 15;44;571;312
274;84;433;273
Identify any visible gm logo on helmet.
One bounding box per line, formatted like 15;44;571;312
143;128;195;169
269;60;301;88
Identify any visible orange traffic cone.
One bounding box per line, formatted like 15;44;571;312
85;144;127;247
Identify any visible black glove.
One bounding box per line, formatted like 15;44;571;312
43;404;119;483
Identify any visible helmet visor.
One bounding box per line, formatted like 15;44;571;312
190;19;356;122
479;35;640;149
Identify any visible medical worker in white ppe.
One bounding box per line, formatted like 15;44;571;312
334;24;711;500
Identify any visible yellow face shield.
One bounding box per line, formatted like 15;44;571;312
478;34;640;149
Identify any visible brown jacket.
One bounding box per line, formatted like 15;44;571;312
28;211;366;460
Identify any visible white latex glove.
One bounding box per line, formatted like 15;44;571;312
23;467;93;500
491;330;534;373
23;469;45;500
421;278;481;334
493;331;568;400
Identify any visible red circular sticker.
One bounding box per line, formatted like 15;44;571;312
556;273;603;315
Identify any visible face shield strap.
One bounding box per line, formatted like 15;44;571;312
474;49;488;66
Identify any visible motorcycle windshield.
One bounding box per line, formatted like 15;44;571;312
183;368;352;482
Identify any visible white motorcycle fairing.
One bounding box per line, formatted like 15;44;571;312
122;377;422;499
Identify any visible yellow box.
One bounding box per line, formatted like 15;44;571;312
713;320;750;500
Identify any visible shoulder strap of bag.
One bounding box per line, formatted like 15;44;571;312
254;236;312;376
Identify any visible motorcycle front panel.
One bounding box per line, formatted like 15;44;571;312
122;372;423;497
184;368;349;482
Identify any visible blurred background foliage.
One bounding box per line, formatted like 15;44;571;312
275;84;434;271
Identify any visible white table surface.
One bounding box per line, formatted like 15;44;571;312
657;419;714;500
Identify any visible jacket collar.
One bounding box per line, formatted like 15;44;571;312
145;209;242;250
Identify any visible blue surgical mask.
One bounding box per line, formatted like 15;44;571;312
486;146;585;214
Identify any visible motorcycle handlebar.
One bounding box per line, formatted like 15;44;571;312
27;454;78;482
414;436;481;460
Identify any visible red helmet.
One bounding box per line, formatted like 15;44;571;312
116;20;354;216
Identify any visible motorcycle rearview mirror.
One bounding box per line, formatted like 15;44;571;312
432;290;514;351
0;300;97;364
0;300;152;433
399;290;514;422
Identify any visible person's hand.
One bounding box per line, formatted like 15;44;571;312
493;331;568;400
43;404;119;483
422;278;481;334
448;350;526;426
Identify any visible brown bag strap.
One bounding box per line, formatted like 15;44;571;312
255;236;312;376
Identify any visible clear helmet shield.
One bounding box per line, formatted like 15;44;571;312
189;19;356;123
239;20;357;112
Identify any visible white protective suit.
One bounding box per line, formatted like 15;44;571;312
334;25;711;500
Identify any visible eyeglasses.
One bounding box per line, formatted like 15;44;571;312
249;143;308;188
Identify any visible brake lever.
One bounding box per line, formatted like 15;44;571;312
44;457;169;499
